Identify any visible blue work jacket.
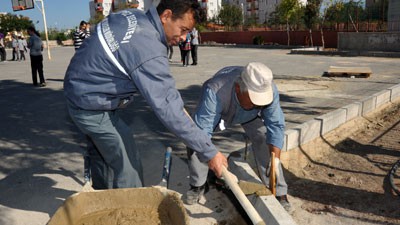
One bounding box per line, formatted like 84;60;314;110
193;66;286;150
63;7;217;161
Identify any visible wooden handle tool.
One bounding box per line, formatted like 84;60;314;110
221;166;266;225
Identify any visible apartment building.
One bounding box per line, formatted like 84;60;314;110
388;0;400;31
89;0;146;19
226;0;306;25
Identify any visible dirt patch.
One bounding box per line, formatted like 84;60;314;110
282;101;400;225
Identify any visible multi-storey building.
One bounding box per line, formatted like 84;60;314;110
226;0;306;25
388;0;400;31
89;0;146;19
200;0;222;20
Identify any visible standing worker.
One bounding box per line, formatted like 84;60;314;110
64;0;227;190
27;27;46;87
73;20;90;50
184;62;291;211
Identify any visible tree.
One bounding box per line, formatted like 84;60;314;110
275;0;302;46
303;0;321;47
0;13;34;33
218;4;243;31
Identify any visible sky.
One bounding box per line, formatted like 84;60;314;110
0;0;91;31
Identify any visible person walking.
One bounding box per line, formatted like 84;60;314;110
18;36;27;61
184;62;291;212
181;32;191;67
73;20;90;50
190;27;199;65
27;27;46;87
0;32;6;61
64;0;227;190
11;35;19;61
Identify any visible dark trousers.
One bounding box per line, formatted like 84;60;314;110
182;50;190;66
12;48;19;61
190;44;198;64
168;45;173;60
0;47;6;61
30;55;45;85
19;50;25;61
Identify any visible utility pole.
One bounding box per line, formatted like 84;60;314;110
34;0;51;60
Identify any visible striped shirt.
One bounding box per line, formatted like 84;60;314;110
73;29;90;50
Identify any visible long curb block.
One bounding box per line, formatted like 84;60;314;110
228;156;298;225
283;83;400;152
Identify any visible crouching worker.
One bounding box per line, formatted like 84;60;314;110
185;62;291;211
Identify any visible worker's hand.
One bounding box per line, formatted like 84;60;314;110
208;152;228;178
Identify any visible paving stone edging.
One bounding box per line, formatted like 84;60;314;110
283;83;400;152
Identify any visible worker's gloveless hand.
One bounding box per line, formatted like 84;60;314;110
208;152;228;178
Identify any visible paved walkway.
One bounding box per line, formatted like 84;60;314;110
0;46;399;225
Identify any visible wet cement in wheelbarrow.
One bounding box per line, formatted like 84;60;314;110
48;187;189;225
75;207;171;225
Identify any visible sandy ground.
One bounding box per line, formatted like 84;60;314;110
283;101;400;225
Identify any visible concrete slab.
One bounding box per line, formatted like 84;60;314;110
361;95;377;115
374;89;391;108
389;84;400;102
316;108;347;135
342;102;362;122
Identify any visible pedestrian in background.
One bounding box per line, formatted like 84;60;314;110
18;36;28;61
27;26;46;87
190;27;199;65
73;20;90;50
0;32;6;61
12;35;19;61
181;32;191;67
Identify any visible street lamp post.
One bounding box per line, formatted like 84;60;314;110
34;0;51;60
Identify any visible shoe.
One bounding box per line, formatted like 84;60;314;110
276;195;292;212
184;183;209;205
40;83;46;87
191;63;197;66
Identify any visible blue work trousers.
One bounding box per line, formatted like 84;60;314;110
67;104;143;189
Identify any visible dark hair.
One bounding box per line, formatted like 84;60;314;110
27;26;40;37
156;0;205;23
79;20;87;27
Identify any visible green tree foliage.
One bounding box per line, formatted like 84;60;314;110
218;4;243;31
366;0;388;22
325;1;367;24
275;0;302;45
0;13;34;33
303;0;321;31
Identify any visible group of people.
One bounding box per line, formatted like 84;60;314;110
168;26;199;67
64;0;291;212
11;35;28;61
0;28;46;87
